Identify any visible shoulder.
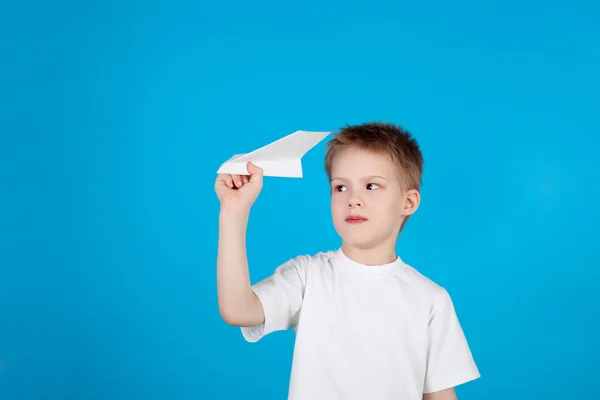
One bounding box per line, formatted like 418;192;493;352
273;249;336;277
399;261;453;310
281;249;337;272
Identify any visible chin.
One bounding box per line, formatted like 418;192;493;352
339;231;378;248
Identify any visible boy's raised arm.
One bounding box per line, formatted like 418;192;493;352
215;162;265;327
423;388;457;400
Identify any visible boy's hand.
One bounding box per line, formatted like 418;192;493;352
215;162;263;213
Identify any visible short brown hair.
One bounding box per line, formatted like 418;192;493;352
324;122;424;191
324;122;424;232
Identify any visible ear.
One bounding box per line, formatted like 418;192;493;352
402;189;420;216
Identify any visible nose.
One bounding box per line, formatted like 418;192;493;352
348;196;363;208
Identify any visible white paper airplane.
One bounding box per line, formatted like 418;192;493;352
216;130;331;178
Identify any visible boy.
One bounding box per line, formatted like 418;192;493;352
214;122;480;399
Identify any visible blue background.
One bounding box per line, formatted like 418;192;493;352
1;0;599;399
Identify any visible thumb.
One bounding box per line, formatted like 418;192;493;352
247;162;263;183
247;162;263;176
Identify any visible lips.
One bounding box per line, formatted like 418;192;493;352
345;215;368;223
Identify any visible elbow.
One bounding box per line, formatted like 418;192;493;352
218;305;241;326
218;294;263;327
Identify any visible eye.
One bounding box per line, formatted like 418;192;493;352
366;183;380;190
334;185;348;192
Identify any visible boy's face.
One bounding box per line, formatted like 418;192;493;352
329;147;418;250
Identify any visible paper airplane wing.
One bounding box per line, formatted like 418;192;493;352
216;130;331;178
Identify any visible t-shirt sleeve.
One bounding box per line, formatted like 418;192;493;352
423;289;480;394
240;255;308;343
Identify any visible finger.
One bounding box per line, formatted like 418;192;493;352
231;174;243;188
247;162;263;177
247;162;263;185
216;174;227;186
219;174;233;188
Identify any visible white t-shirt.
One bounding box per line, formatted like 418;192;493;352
241;249;480;399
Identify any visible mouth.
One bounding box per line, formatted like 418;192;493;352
345;215;368;224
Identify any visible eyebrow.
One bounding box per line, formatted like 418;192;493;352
331;175;388;182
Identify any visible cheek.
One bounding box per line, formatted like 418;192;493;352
331;194;347;217
371;193;401;216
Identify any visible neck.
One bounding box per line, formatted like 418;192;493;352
341;240;398;266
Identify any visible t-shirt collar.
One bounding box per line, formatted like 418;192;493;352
331;247;406;277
